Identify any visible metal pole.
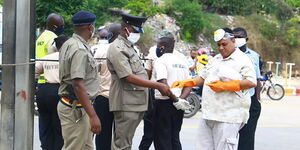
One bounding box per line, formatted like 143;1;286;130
0;0;17;149
14;0;35;149
275;62;281;82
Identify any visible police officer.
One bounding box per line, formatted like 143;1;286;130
92;23;122;150
58;11;101;150
106;13;172;150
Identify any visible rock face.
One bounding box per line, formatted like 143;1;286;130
144;14;212;55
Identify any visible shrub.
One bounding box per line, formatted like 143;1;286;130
125;0;164;17
136;27;155;52
165;0;205;42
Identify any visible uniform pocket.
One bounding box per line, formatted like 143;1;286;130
128;54;143;73
225;138;238;150
122;82;148;105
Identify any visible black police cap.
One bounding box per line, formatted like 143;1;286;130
121;13;147;28
72;10;96;26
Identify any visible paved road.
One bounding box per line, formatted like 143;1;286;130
31;95;300;150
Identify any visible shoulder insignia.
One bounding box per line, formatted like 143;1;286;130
78;42;85;49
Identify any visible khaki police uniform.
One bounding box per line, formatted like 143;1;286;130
107;35;149;150
58;33;99;150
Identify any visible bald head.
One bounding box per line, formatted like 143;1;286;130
98;29;108;39
46;13;64;32
108;23;122;43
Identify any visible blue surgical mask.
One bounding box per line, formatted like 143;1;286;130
54;26;64;35
156;47;163;57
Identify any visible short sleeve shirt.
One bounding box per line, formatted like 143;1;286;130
92;43;111;98
106;35;148;112
153;53;190;99
35;52;60;83
58;33;100;100
199;49;256;124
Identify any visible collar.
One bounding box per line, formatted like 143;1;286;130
245;47;252;54
222;48;240;61
117;35;133;47
72;33;89;46
72;33;91;52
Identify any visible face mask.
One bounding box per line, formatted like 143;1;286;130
128;32;140;44
54;26;64;35
156;47;163;57
125;27;140;44
235;38;246;48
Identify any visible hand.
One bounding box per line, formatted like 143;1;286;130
157;83;172;97
90;115;101;134
206;80;241;92
170;79;197;88
173;98;192;110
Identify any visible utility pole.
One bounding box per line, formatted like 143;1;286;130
0;0;17;149
0;0;35;149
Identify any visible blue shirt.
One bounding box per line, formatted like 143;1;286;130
244;48;261;96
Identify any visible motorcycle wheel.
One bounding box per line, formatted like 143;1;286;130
267;84;285;100
184;93;201;118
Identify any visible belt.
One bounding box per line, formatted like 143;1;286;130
60;97;82;108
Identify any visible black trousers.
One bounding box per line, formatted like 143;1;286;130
139;88;155;150
36;83;63;150
153;100;184;150
93;95;114;150
238;94;261;150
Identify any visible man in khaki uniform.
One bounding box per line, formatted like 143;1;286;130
106;13;172;150
58;11;101;150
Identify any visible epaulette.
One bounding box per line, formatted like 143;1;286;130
78;42;86;49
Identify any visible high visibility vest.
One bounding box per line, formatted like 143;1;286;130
35;30;57;83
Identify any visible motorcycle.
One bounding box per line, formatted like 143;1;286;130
260;71;285;100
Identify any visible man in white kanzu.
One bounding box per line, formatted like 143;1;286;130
152;30;191;150
171;28;257;150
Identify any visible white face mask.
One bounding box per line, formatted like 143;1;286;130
235;38;246;48
126;27;140;44
127;32;140;44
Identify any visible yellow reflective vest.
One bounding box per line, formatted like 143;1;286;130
35;30;57;83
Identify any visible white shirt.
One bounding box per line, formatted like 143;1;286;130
35;52;60;83
92;42;111;98
91;40;109;54
153;53;190;99
199;48;256;124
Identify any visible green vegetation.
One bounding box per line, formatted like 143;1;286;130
36;0;127;35
165;0;205;42
137;27;155;52
201;13;228;50
234;14;300;71
125;0;164;16
33;0;300;69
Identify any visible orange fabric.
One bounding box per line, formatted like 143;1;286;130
206;80;241;92
170;79;196;88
